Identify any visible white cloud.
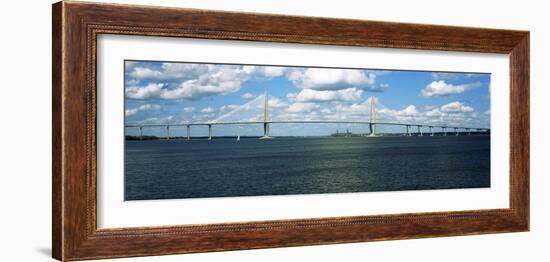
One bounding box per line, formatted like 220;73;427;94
286;103;320;113
399;105;420;116
126;63;386;101
378;105;420;119
268;97;288;108
220;105;239;111
420;80;481;97
160;77;242;100
183;107;195;113
331;97;377;115
243;66;286;78
440;101;474;113
125;104;161;117
126;78;247;101
287;68;376;90
293;87;363;102
334;103;368;114
125;83;164;99
125;79;140;86
286;93;297;100
201;107;215;113
241;92;257;99
130;67;163;79
374;83;389;92
127;64;264;100
425;108;443;117
129;63;207;81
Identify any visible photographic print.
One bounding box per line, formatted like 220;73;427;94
124;61;491;201
52;4;530;259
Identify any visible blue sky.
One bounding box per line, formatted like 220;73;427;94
124;60;490;137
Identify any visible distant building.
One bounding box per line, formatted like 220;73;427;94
331;128;358;137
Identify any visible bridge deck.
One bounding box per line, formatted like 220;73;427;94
125;121;490;131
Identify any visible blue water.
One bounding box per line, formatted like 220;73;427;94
124;136;490;200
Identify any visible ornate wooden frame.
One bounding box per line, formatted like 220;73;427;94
52;1;529;261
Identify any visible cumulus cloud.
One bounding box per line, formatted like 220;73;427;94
220;105;239;111
268;97;289;108
291;87;363;102
286;103;320;113
377;105;420;120
183;107;195;113
375;83;389;92
328;99;480;127
126;63;289;100
440;101;474;113
420;80;481;97
287;68;376;90
126;67;248;100
242;66;286;78
160;78;242;100
126;62;390;101
129;63;207;81
201;107;215;113
126;83;164;99
130;67;164;79
399;105;420;116
125;104;161;117
241;92;257;99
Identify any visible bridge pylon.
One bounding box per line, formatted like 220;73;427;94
368;96;377;137
260;91;273;140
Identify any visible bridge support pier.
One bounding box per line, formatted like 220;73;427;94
406;125;411;136
186;125;190;140
429;126;434;136
139;126;143;140
260;122;272;139
166;125;170;140
369;123;376;137
454;128;459;136
208;124;212;140
443;127;447;136
418;125;423;136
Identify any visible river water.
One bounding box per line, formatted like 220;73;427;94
124;136;490;200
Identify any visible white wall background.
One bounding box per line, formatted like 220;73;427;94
0;0;546;261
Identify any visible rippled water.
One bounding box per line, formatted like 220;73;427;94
124;136;490;200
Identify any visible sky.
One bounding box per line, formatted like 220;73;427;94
124;60;491;137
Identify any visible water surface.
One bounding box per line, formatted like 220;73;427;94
125;136;490;200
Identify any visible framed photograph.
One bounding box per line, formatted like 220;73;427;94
52;1;529;261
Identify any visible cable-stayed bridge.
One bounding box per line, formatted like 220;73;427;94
125;92;490;140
